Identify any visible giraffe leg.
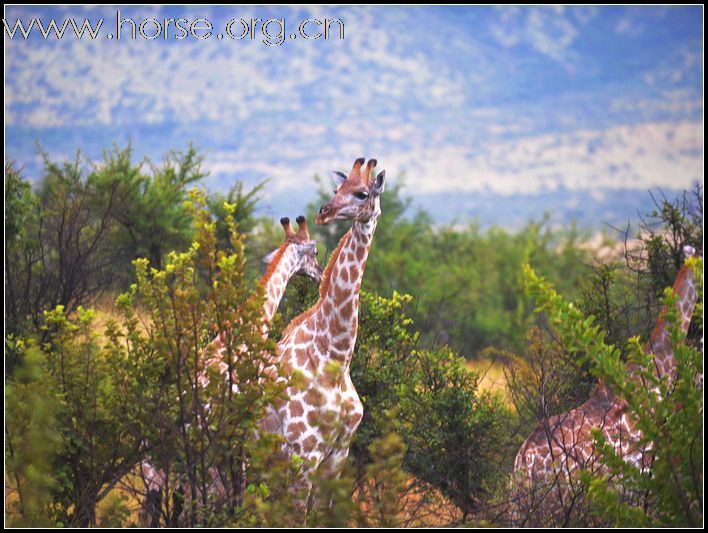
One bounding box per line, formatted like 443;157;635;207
138;460;166;528
317;446;350;509
285;471;315;525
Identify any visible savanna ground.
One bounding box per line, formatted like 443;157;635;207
5;146;703;527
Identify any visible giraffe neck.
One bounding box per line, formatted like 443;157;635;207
641;262;698;380
259;244;299;337
314;217;378;369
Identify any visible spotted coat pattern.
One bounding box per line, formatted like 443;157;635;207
261;218;378;494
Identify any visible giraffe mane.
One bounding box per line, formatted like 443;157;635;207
318;229;351;299
278;228;352;338
260;242;290;287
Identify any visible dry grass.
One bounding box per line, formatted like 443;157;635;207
90;293;152;336
353;475;463;527
466;357;511;404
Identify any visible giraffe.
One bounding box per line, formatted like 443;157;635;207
201;215;323;381
139;216;322;526
260;216;323;333
259;157;386;514
511;245;701;526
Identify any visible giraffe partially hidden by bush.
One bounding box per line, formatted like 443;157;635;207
139;216;322;526
259;157;386;516
511;245;700;526
199;215;322;386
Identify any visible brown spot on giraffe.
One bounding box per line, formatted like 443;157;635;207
286;421;307;441
346;411;362;430
302;435;318;453
329;350;345;364
333;284;348;306
273;397;287;411
340;299;354;321
279;360;293;375
289;400;304;417
330;316;347;336
296;347;312;369
304;388;327;407
307;410;320;426
333;337;349;352
315;335;329;354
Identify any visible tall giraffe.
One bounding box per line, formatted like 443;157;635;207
139;216;322;526
512;245;700;525
259;157;386;512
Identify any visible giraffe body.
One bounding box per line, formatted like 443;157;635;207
259;158;386;511
512;246;700;525
264;221;375;466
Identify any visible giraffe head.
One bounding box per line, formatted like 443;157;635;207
263;216;323;281
683;244;697;259
315;157;386;225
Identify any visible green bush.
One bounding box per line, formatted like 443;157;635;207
347;290;514;523
523;258;703;527
6;304;153;527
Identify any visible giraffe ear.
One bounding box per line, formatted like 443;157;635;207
331;171;347;189
262;249;279;264
372;170;386;195
683;245;696;258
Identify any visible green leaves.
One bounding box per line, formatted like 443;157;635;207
5;344;61;527
349;289;513;520
523;260;703;526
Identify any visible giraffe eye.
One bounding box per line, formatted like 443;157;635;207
354;191;369;200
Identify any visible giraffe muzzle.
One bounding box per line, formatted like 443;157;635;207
315;204;334;225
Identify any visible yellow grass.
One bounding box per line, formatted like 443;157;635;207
354;475;463;527
466;357;511;404
91;293;152;336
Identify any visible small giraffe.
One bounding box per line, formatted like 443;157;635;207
139;216;322;526
261;216;323;331
511;245;700;525
201;215;323;381
259;157;386;513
